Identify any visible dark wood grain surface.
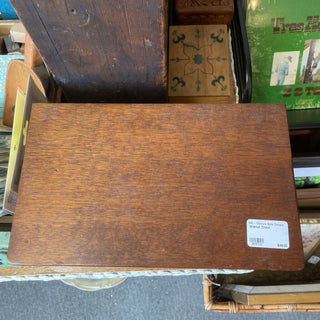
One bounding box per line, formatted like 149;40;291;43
8;103;303;270
10;0;168;103
175;0;234;26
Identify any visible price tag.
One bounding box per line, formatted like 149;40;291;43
308;256;320;265
247;219;290;249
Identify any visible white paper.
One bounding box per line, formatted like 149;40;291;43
308;256;320;265
294;167;320;178
247;219;290;249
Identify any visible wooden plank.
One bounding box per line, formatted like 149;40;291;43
299;210;320;224
3;32;47;127
10;22;26;43
10;0;168;103
0;266;172;277
298;198;320;208
0;216;13;224
218;283;320;305
8;103;303;269
175;0;234;26
4;77;47;213
0;20;17;36
0;216;13;232
209;302;320;313
0;225;11;232
203;275;320;312
250;283;320;294
297;189;320;200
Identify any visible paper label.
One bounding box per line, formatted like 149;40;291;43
308;256;320;265
247;219;290;249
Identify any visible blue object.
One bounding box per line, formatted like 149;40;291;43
0;232;18;267
0;0;18;19
0;55;24;118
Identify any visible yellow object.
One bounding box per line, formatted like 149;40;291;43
3;88;26;213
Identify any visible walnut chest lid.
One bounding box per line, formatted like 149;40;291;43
8;103;303;270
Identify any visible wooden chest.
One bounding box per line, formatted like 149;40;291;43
175;0;234;26
168;25;231;103
10;0;168;103
8;103;303;270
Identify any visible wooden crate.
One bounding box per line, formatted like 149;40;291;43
203;275;320;313
168;25;232;104
175;0;234;27
10;0;169;104
297;189;320;208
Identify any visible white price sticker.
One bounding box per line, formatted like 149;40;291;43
308;256;320;265
247;219;290;250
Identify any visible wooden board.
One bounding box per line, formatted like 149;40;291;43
175;0;234;26
8;103;303;269
0;20;17;36
168;25;230;102
3;62;47;127
10;22;26;43
0;216;12;232
4;77;48;213
203;275;320;313
10;0;168;103
218;283;320;305
3;32;47;127
299;210;320;224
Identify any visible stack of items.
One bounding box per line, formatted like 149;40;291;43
0;22;50;216
0;231;10;267
0;2;306;302
213;223;320;305
2;77;47;216
202;1;320;312
0;20;24;216
245;0;320;207
0;126;11;215
0;19;19;214
0;20;25;118
2;21;25;56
